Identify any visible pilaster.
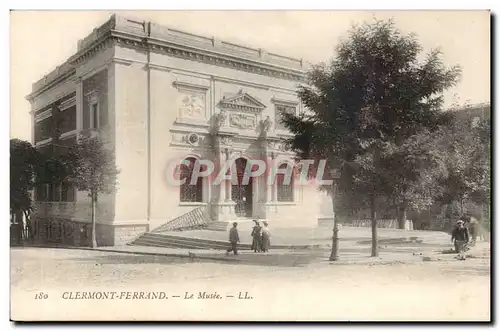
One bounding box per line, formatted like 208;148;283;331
75;77;83;136
210;135;236;221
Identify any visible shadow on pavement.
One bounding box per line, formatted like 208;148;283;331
69;253;194;266
439;265;491;277
70;251;323;268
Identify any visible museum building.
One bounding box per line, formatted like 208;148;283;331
27;14;331;246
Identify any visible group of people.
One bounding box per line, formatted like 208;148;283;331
450;215;482;260
226;220;271;255
250;220;271;253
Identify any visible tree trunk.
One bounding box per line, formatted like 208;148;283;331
330;184;336;224
460;198;464;216
23;210;31;243
91;192;98;248
397;206;407;229
370;194;378;257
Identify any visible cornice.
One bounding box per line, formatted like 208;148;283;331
35;109;52;123
172;80;210;92
218;92;266;114
60;129;78;140
35;137;53;148
219;103;263;114
29;20;307;97
26;69;76;102
145;36;305;82
70;32;116;67
271;97;299;106
58;96;76;111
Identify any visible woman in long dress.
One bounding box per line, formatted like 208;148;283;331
251;220;262;252
261;221;271;252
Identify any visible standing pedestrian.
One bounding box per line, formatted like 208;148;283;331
467;216;479;245
251;220;262;253
451;220;469;260
226;222;239;255
261;221;271;252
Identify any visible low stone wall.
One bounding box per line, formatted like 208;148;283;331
347;219;414;230
29;217;149;247
317;218;413;230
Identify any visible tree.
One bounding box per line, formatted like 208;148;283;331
439;113;491;216
10;139;40;240
282;19;461;256
10;139;76;242
377;129;449;229
68;135;119;248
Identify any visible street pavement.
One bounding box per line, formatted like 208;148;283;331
10;243;490;321
157;225;452;247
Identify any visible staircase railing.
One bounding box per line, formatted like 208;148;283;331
151;206;211;233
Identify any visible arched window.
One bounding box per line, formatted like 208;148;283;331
277;163;294;202
179;157;203;202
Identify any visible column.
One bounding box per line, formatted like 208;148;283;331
75;77;83;135
252;172;258;217
225;174;232;201
218;150;226;202
225;149;232;201
272;156;278;202
30;111;35;145
266;155;273;203
204;177;211;203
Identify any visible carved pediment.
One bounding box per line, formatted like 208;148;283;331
218;90;266;113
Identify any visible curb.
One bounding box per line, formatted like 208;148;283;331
16;244;237;262
14;244;438;266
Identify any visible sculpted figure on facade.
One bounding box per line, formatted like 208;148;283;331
215;109;228;130
262;115;273;133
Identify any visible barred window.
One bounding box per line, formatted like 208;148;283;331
275;104;296;131
277;163;294;202
61;181;76;202
90;102;99;129
179;157;203;202
35;184;49;201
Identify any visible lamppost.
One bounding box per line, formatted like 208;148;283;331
329;168;341;261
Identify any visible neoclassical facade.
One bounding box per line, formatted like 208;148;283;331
28;14;331;245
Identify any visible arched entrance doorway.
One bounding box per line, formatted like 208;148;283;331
232;158;253;217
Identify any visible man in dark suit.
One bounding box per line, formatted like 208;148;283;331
451;220;469;259
226;222;240;255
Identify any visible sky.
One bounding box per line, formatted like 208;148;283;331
10;10;490;141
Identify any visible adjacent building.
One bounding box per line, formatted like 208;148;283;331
28;14;331;246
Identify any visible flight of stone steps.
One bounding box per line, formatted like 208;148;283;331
204;222;232;232
127;232;313;250
128;232;252;250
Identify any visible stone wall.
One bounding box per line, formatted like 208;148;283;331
30;217;149;247
345;219;414;231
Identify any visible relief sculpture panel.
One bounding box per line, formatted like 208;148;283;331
178;92;206;119
229;113;256;129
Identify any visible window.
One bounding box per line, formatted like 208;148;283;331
90;102;99;129
52;183;62;202
35;182;75;202
275;104;296;131
61;182;76;202
34;117;54;143
277;163;294;202
179;157;203;203
35;184;49;202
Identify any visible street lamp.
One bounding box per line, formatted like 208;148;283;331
329;168;341;261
